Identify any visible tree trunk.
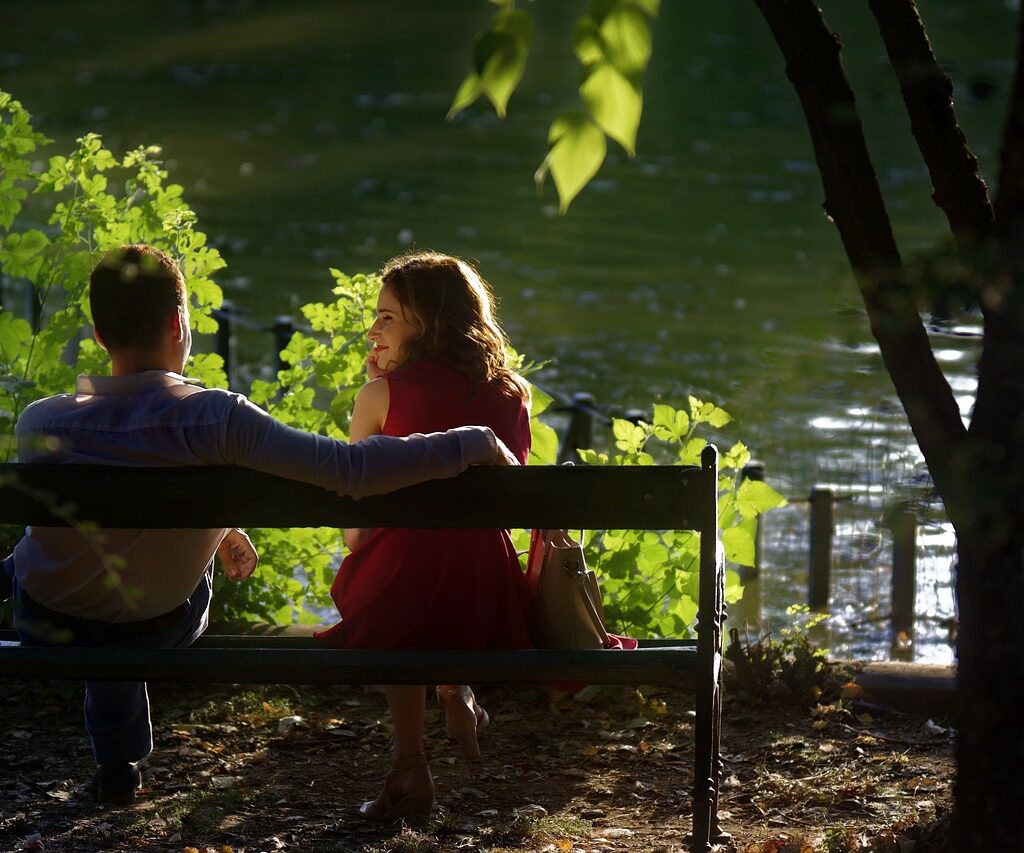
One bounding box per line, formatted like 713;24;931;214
752;1;1024;848
952;521;1024;849
954;7;1024;839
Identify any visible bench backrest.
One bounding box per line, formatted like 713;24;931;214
0;446;719;534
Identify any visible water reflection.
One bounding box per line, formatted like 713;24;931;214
4;0;1014;663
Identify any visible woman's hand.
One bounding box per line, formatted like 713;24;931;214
366;350;385;380
217;528;259;580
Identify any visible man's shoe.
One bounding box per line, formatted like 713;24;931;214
92;762;142;805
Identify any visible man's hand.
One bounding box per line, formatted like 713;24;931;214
492;436;520;466
217;528;259;580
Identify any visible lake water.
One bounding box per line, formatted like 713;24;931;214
5;0;1017;662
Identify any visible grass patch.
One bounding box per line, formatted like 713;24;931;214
170;786;245;838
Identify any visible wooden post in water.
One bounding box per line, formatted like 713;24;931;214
808;486;834;610
215;299;235;390
271;316;295;375
891;506;917;634
739;461;766;579
557;392;595;464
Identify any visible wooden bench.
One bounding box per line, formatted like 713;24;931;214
0;446;727;851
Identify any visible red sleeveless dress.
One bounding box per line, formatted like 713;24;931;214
315;360;533;650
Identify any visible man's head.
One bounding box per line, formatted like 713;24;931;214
89;245;191;372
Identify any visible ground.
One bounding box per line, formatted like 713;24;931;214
0;666;953;853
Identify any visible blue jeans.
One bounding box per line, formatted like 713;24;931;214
3;555;212;766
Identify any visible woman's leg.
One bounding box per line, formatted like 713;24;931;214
383;685;427;759
436;684;489;759
359;684;434;821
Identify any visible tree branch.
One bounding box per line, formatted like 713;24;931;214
994;6;1024;238
868;0;994;248
751;0;968;513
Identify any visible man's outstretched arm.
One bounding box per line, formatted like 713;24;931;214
219;396;518;499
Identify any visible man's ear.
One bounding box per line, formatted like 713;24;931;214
93;327;109;352
169;306;186;341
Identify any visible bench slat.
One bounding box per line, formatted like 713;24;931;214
0;463;714;530
0;646;698;685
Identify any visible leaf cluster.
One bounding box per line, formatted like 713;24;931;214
0;91;227;463
726;605;839;703
575;396;786;638
449;0;660;211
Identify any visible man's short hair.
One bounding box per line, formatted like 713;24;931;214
89;245;186;351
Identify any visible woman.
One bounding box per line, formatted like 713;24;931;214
315;250;533;822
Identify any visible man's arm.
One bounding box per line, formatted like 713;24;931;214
219;395;514;499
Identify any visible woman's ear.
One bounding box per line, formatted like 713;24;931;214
93;327;108;352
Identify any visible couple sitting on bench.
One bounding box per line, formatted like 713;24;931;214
2;244;532;821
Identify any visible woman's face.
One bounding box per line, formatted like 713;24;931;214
368;284;420;374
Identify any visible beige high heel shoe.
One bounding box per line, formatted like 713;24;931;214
436;684;490;760
359;752;434;823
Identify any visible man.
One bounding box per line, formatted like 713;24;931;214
2;244;516;804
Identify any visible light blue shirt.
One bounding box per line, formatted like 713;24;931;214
13;370;499;621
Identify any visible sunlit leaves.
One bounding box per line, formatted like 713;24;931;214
529;384;559;465
652;402;689;442
0;229;49;279
736;477;788;519
0;93;48;227
582;394;783;637
580;61;643;155
0;91;229;469
535;111;607;213
188;352;229;390
723;524;755;566
689;395;732;428
448;0;657;212
447;6;534;119
598;1;654;76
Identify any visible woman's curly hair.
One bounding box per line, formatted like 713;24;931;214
380;250;530;403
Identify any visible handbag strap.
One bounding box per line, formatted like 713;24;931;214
571;564;611;648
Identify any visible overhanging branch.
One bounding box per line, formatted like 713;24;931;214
994;7;1024;237
868;0;994;249
752;0;968;511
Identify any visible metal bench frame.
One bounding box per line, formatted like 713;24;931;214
0;446;726;851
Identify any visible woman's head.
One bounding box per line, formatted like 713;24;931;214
370;250;529;401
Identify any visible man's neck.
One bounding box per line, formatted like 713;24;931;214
109;351;182;377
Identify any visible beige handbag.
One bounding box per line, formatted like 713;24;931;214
525;528;610;649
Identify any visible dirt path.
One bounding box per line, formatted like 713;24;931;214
1;675;953;852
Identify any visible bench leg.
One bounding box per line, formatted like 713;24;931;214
691;662;719;852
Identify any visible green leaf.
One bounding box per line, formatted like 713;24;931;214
598;2;653;77
724;568;744;605
735;479;788;519
678;436;708;466
447;72;484;118
474;10;533;118
186;352;228;390
652;403;688;442
689;395;732;428
529;418;558;465
578;448;609;465
722;440;751;472
1;229;49;279
536;111;606;213
573;15;604;65
529;382;554;417
580;61;643;156
722;525;755;566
